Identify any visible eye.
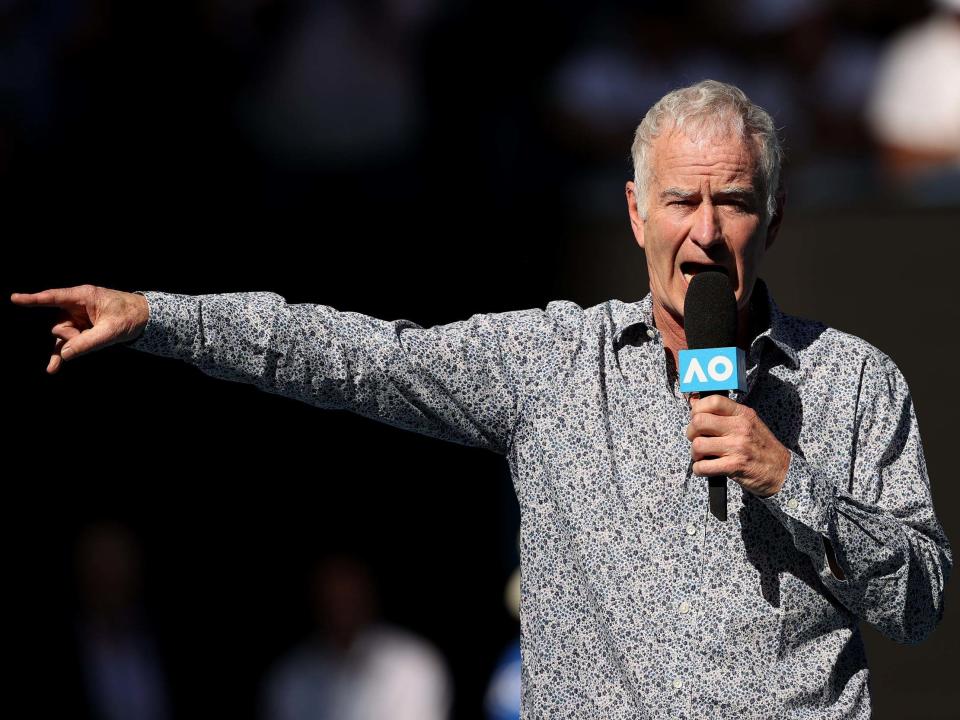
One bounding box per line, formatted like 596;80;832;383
717;199;752;214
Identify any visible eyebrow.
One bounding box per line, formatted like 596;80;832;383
714;185;758;200
660;187;698;200
660;185;758;201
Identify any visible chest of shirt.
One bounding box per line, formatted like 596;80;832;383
510;332;855;603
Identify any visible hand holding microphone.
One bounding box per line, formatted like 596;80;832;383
685;394;791;501
681;271;790;519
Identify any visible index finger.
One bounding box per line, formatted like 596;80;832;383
689;393;741;416
10;287;89;307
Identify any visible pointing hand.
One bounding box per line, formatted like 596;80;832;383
10;284;149;374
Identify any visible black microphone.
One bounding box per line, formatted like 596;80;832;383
684;270;738;522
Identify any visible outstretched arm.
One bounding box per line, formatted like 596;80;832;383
121;289;582;455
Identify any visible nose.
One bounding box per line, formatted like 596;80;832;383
688;201;723;248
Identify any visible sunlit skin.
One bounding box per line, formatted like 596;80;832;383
625;127;790;497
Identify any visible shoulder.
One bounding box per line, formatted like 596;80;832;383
784;311;907;389
484;299;589;351
361;625;450;681
481;297;624;337
363;624;444;662
495;298;586;327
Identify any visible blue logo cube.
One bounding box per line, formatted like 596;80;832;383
678;347;747;393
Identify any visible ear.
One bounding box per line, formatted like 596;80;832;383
626;180;646;250
764;184;786;250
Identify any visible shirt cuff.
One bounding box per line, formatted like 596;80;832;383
759;450;848;585
122;290;201;362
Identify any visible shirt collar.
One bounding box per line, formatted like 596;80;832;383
611;278;800;369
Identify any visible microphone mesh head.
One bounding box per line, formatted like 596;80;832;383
683;270;738;349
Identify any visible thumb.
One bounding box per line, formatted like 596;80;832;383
61;323;118;361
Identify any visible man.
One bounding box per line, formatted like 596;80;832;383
261;555;452;720
11;80;952;718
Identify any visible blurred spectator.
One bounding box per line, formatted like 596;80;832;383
74;522;172;720
484;636;520;720
261;554;452;720
867;0;960;196
234;0;436;170
732;0;885;206
543;0;889;215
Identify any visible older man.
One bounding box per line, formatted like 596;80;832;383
11;80;952;719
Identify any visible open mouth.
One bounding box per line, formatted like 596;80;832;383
680;262;728;287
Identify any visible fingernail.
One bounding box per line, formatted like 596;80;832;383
62;347;74;360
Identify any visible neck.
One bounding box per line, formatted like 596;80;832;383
652;295;755;372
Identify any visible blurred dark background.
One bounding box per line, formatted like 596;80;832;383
4;0;958;718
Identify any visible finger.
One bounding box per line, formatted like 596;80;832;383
10;285;93;307
685;411;735;441
61;322;117;361
693;456;739;478
689;393;740;416
48;337;65;374
52;321;82;341
690;435;727;462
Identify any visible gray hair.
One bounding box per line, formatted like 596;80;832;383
629;79;783;220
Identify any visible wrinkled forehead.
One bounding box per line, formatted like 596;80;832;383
649;123;763;189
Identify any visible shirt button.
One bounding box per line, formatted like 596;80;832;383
685;524;696;536
678;601;690;614
787;498;799;509
646;328;656;339
672;678;683;689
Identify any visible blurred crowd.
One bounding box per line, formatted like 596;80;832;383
65;523;521;720
548;0;960;215
1;0;958;224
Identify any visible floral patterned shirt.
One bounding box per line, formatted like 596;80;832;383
125;279;951;719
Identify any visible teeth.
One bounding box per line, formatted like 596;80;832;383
683;272;693;283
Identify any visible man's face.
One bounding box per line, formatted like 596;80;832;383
626;127;782;326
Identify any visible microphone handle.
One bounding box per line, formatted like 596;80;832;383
699;389;728;522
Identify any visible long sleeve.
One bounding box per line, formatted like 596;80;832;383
760;350;953;644
123;290;583;456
